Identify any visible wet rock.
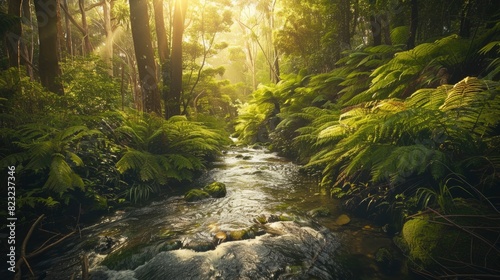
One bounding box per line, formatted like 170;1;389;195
184;189;211;202
183;240;216;252
108;221;350;280
253;214;268;224
308;206;331;217
228;229;250;241
95;236;116;254
203;182;227;198
159;240;182;252
101;243;147;270
335;214;351;226
374;247;396;273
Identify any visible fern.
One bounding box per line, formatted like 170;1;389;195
440;77;500;136
113;111;225;202
1;124;99;195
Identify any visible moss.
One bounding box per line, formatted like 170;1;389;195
307;206;330;217
184;189;211;202
228;226;259;241
402;216;471;270
101;244;144;270
278;214;295;221
374;247;396;273
203;182;227;198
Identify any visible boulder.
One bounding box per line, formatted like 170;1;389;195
184;189;211;202
335;214;350;226
401;216;471;270
203;182;227;198
307;206;331;217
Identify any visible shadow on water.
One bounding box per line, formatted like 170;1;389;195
31;145;420;280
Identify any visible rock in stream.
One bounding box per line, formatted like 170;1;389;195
91;221;350;280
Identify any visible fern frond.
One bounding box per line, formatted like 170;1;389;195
44;154;84;193
441;77;500;135
406;86;450;109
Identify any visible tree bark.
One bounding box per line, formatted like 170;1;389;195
22;0;34;79
6;0;22;68
370;14;382;46
168;0;188;118
338;0;351;50
102;0;113;76
459;0;473;38
129;0;162;115
381;12;392;45
153;0;171;119
78;0;92;54
62;0;73;56
34;0;64;95
56;0;64;57
407;0;418;49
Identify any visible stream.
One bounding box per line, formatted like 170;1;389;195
33;145;409;280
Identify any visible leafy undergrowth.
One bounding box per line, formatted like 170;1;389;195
235;24;500;277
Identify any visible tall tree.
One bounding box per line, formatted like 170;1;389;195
34;0;64;95
6;0;22;68
62;0;73;56
129;0;162;115
153;0;171;119
406;0;418;49
102;0;114;76
78;0;92;54
168;0;188;118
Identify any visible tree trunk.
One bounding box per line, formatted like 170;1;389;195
153;0;171;120
168;0;188;118
62;0;73;57
459;0;473;38
370;14;382;46
34;0;64;95
407;0;418;49
56;0;64;57
381;12;392;45
269;0;280;83
129;0;162;115
338;0;351;50
22;0;34;79
102;0;113;76
7;0;22;68
79;0;92;54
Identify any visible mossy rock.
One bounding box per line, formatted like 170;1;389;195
101;244;147;270
158;240;182;252
184;189;211;202
203;182;227;198
307;206;330;217
374;247;397;273
335;214;350;225
183;240;215;252
402;217;471;270
228;229;250;241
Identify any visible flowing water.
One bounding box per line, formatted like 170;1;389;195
32;145;409;280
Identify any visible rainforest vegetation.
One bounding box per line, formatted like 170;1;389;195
1;0;500;279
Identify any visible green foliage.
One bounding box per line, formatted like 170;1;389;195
236;24;500;223
2;124;100;194
114;112;227;202
59;57;121;115
0;68;57;125
415;184;473;214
